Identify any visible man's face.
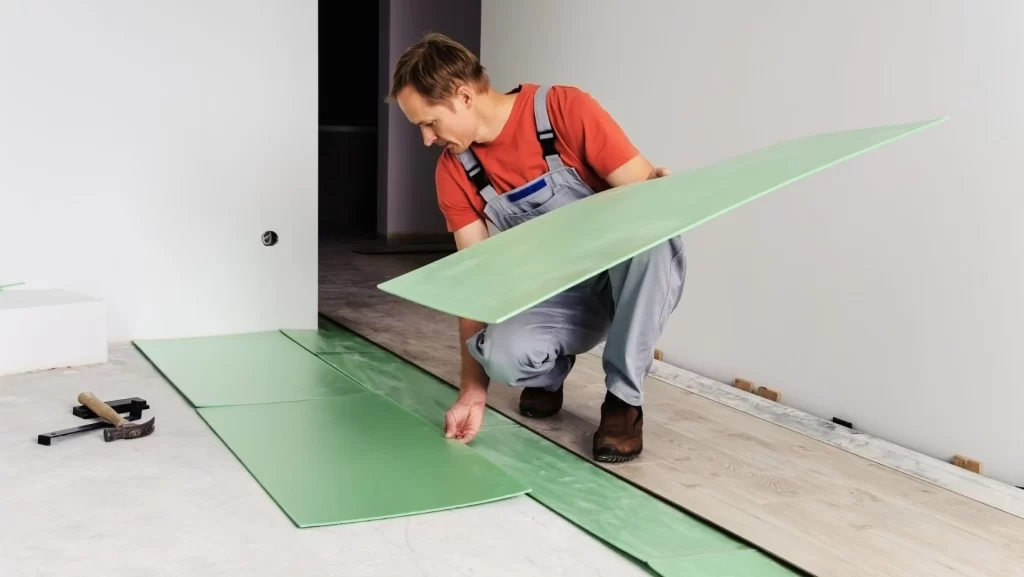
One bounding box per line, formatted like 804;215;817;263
396;85;478;154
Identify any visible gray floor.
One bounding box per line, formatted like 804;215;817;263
0;344;651;577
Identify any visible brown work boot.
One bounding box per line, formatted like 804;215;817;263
519;385;563;418
592;391;643;462
518;354;574;419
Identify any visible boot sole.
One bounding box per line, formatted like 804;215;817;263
519;407;561;419
593;448;642;463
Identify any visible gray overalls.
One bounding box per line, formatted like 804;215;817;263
459;85;686;407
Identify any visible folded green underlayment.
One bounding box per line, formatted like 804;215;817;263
377;118;946;324
135;321;804;576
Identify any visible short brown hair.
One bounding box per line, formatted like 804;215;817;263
387;32;489;105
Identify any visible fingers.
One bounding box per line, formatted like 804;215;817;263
459;422;480;443
457;408;484;444
443;403;486;443
444;409;457;439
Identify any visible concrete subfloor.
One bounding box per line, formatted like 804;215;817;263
0;343;651;577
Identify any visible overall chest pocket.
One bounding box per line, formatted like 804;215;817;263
504;176;557;212
500;182;581;228
494;167;596;229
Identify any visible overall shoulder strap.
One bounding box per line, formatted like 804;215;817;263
533;85;566;171
455;148;498;202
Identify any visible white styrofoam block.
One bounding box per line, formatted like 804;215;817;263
0;289;107;376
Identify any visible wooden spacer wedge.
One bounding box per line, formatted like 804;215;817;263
756;386;782;403
733;378;755;393
952;454;984;475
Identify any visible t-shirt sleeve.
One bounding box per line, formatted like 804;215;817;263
435;156;482;233
552;86;640;179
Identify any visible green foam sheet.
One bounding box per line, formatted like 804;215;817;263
133;331;366;407
283;325;517;431
316;351;518;431
648;551;799;576
197;393;530;527
471;428;743;561
377;119;946;323
311;323;803;576
138;322;802;574
281;318;386;355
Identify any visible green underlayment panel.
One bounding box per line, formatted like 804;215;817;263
283;323;517;431
133;331;366;407
196;393;530;527
377;119;946;323
281;318;385;355
311;327;804;576
137;321;802;574
648;550;800;576
315;352;518;431
471;428;797;574
470;427;745;560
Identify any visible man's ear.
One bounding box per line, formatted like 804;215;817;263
454;85;473;108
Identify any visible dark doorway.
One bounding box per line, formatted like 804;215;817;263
318;3;379;240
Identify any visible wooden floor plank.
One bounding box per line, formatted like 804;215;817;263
318;239;1024;577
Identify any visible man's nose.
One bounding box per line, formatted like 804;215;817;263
421;128;436;146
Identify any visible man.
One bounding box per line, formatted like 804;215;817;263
389;33;685;462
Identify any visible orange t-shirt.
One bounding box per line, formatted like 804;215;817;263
434;83;640;232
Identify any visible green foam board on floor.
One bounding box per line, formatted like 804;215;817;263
315;351;518;431
648;550;803;576
281;319;384;355
470;427;789;572
377;119;946;323
197;392;531;527
133;331;366;407
295;322;800;576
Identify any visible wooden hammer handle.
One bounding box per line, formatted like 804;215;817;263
77;392;128;427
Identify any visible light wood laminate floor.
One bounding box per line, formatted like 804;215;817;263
319;238;1024;577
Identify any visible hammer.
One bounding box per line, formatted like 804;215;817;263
77;392;155;442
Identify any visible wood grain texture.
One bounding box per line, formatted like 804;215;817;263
318;239;1024;577
631;345;1024;519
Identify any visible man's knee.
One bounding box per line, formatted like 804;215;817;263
635;235;685;268
466;322;554;386
612;235;686;291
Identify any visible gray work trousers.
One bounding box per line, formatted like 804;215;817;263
466;236;686;406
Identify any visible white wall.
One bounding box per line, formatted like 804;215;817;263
0;0;318;342
482;0;1024;485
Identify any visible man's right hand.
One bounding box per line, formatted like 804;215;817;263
444;220;493;444
444;384;488;443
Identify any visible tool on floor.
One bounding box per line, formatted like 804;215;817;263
77;392;155;442
72;396;149;419
37;398;147;446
